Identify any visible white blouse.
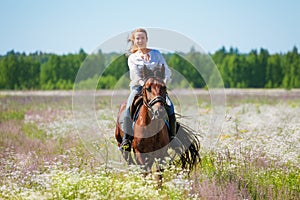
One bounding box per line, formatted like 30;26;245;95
127;49;172;87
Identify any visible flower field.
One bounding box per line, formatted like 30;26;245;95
0;89;299;199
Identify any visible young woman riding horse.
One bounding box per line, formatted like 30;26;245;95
115;64;201;173
115;28;201;175
119;28;178;151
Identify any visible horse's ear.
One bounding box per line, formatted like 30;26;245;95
154;64;165;79
160;64;165;78
142;65;153;79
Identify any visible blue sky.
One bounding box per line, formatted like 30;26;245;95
0;0;299;55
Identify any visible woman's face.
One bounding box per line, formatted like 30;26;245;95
134;31;147;49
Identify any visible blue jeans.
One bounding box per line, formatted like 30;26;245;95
123;85;174;136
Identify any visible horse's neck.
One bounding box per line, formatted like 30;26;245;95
136;105;151;126
135;105;165;139
134;105;149;138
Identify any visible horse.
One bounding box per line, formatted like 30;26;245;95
115;64;201;182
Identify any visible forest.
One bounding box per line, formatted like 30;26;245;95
0;46;299;90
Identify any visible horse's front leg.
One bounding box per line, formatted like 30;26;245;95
134;151;153;175
122;150;134;165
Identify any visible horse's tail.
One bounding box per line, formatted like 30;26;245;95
171;122;201;172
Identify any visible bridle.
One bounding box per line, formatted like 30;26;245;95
143;96;166;109
142;77;167;117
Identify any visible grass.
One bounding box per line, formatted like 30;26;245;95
197;150;300;199
0;90;299;199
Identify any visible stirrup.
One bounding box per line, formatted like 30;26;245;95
119;139;131;151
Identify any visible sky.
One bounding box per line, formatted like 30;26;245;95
0;0;299;55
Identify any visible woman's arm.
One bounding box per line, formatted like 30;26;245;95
128;54;144;86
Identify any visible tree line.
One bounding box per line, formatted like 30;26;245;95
0;46;299;90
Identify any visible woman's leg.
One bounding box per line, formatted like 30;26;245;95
120;86;142;151
165;95;176;137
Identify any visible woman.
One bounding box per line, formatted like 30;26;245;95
120;28;177;151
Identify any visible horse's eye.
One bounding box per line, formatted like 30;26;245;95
146;87;151;92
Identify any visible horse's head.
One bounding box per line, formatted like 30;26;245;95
142;65;167;120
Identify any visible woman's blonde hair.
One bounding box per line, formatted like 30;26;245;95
127;28;148;54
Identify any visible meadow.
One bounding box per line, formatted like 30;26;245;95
0;89;299;199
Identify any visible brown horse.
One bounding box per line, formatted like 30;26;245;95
115;65;201;178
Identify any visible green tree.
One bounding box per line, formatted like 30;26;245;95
265;54;283;88
246;50;259;87
257;48;269;87
0;51;19;89
95;54;128;89
40;54;59;89
212;46;227;65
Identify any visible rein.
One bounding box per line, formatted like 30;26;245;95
143;96;166;109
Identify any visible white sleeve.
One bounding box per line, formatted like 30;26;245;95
128;54;143;83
